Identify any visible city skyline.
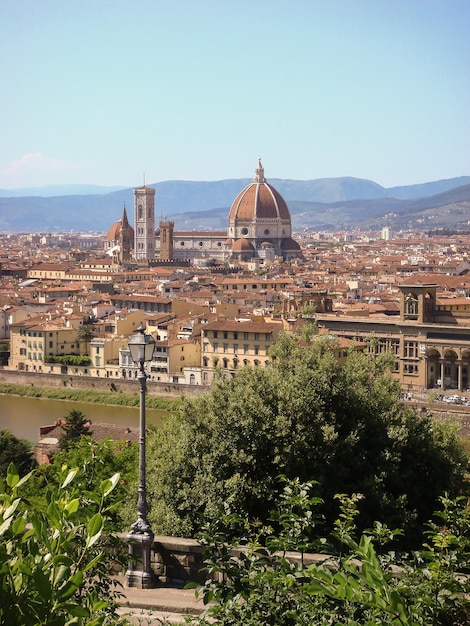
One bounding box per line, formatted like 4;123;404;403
0;0;469;190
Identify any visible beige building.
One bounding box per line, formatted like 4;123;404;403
200;319;283;384
120;336;200;384
9;317;83;373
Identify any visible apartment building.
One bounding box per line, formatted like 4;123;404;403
119;337;200;384
9;317;82;373
200;319;283;384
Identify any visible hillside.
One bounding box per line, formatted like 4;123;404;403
0;176;469;233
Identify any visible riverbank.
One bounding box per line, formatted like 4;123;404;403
0;368;206;399
0;383;180;411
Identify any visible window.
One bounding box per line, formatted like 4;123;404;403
213;331;218;338
244;332;249;340
265;334;271;342
403;362;418;375
404;341;418;358
254;333;259;341
223;344;228;353
223;332;228;339
233;332;238;339
213;342;219;352
390;339;400;355
404;293;418;318
254;345;260;355
244;344;249;354
233;344;238;354
203;342;208;352
49;341;53;348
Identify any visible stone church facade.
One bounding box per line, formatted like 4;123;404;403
106;160;303;265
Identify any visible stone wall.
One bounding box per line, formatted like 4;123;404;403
0;368;206;399
152;536;206;584
117;534;335;585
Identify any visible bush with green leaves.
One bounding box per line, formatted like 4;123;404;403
24;437;138;531
187;478;470;626
0;463;127;625
144;333;468;548
45;354;92;365
0;429;36;478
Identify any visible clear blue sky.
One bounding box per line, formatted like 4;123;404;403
0;0;468;189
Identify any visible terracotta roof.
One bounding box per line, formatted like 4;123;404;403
203;320;282;333
232;238;255;252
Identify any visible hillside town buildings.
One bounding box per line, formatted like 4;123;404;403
3;163;470;399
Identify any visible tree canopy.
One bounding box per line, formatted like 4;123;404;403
145;333;468;547
0;429;35;478
59;409;92;451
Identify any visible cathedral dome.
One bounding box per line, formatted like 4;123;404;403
228;159;291;222
106;221;122;241
281;237;302;252
106;211;134;243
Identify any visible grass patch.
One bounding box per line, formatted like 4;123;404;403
0;383;180;411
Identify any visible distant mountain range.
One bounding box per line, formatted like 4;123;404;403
0;176;469;233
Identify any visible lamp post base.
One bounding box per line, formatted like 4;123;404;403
125;568;156;589
125;527;156;589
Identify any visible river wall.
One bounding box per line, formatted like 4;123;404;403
0;368;206;399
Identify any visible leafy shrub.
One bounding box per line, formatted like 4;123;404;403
0;464;127;625
187;479;470;626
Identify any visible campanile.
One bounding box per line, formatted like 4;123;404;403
134;186;156;261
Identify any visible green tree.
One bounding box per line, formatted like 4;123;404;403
0;463;126;625
77;323;95;356
59;409;92;451
0;429;36;478
145;334;468;547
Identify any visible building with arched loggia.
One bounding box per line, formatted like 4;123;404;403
315;281;470;394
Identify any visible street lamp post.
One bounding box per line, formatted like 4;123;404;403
125;324;156;589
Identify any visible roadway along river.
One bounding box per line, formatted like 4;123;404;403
0;394;165;443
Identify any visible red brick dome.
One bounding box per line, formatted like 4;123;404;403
228;159;291;222
232;238;255;252
106;218;134;242
280;237;302;252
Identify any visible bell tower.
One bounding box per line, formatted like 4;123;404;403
134;185;156;261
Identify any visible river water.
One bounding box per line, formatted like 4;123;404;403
0;394;165;443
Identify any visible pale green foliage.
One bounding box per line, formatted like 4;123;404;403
187;480;470;626
0;463;126;625
25;437;138;531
